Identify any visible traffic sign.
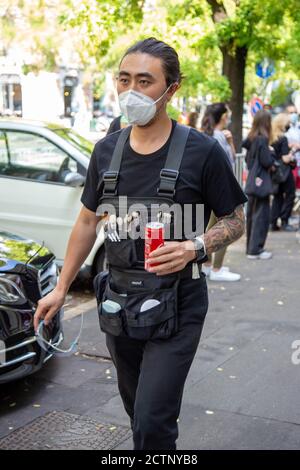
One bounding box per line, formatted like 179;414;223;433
250;96;264;117
255;59;275;79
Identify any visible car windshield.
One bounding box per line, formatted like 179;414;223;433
52;128;93;157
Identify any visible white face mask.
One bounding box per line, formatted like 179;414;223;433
118;85;172;126
35;314;83;357
290;112;298;126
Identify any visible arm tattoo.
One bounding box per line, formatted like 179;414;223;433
203;205;245;255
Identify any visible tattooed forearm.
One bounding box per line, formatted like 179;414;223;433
203;205;245;255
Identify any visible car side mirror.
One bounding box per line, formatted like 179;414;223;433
64;172;86;187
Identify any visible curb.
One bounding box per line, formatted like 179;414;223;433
63;298;97;321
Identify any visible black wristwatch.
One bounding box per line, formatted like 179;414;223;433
192;236;207;263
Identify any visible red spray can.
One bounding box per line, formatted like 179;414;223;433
144;222;165;270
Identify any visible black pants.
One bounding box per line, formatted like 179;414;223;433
105;274;208;450
246;195;270;255
271;170;296;226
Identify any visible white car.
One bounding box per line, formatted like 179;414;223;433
0;119;105;278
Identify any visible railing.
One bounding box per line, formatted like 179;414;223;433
234;152;247;188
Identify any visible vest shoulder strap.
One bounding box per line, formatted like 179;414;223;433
102;126;132;196
157;124;190;197
102;123;190;197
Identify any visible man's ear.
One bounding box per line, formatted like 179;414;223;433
167;82;180;101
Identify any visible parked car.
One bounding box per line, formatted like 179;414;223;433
0;230;63;384
0;118;106;278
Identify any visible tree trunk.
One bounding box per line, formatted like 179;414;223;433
222;45;248;151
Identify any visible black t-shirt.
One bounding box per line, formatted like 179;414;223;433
81;120;247;233
107;116;121;134
243;136;274;169
272;136;289;160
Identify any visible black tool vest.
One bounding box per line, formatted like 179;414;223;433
97;123;192;271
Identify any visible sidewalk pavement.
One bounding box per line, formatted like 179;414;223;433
0;231;299;450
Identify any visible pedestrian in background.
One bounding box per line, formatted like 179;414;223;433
202;102;236;168
201;102;241;281
187;111;199;130
285;104;300;192
243;110;274;260
285;105;300;148
270;113;296;232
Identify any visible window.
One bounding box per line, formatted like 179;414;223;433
0;132;8;165
0;82;22;116
2;131;78;183
52;128;93;157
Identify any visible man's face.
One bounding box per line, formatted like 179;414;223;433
116;52;175;104
287;105;298;115
224;111;231;128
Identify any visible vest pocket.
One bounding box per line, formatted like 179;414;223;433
96;278;179;341
125;297;177;340
98;303;123;336
104;238;138;269
93;270;109;301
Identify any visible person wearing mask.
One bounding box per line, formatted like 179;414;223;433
33;38;247;450
285;105;300;193
243;110;275;259
270;113;297;231
108;110;201;135
285;105;300;149
201;103;241;281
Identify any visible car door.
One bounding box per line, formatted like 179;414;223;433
0;129;83;264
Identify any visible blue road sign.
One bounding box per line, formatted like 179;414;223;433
256;59;275;79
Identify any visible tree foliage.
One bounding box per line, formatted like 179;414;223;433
2;0;300;106
0;0;63;72
58;0;144;65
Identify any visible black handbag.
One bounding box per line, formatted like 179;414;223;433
245;154;273;198
271;159;290;185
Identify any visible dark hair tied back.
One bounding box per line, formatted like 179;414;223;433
121;37;183;87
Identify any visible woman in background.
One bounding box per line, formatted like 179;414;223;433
187;111;199;130
202;102;236;168
201;102;240;281
243;110;274;259
270;113;296;232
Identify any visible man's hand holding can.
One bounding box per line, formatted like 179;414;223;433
146;240;196;276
